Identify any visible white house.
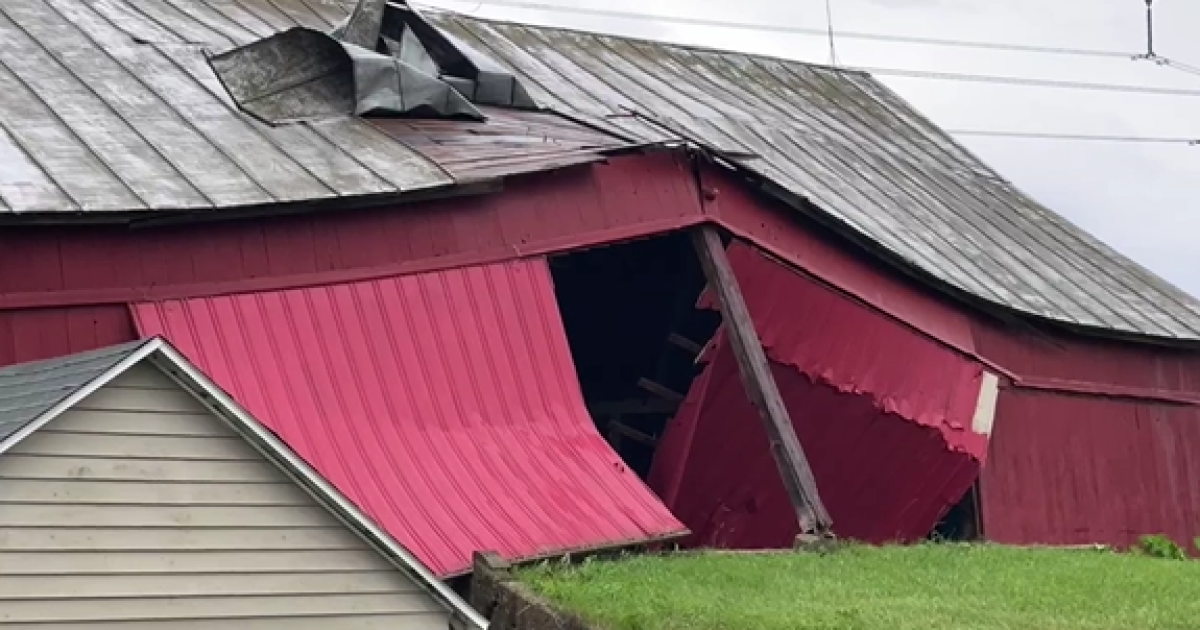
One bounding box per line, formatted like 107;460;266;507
0;337;488;629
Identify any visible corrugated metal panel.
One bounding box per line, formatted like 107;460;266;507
648;243;984;546
981;389;1200;552
370;106;633;181
0;340;144;442
130;258;687;577
423;9;1200;341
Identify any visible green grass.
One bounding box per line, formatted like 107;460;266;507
519;545;1200;630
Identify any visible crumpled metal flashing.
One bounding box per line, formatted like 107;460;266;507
209;0;484;124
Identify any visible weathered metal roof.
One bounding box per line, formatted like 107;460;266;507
0;340;147;443
374;105;632;181
0;0;454;214
0;0;629;217
423;9;1200;341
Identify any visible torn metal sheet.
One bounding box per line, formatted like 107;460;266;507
342;42;482;118
332;0;388;49
210;2;483;124
434;27;538;108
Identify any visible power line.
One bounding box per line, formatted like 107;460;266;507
853;66;1200;97
948;129;1200;145
421;0;1134;59
1140;56;1200;79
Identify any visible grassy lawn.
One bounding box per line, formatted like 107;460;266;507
519;545;1200;630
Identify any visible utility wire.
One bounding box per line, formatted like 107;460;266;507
422;0;1134;59
852;66;1200;97
1144;56;1200;78
948;130;1200;145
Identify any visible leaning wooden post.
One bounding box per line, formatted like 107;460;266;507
691;225;833;537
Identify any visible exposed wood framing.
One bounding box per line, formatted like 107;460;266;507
637;377;685;403
690;224;833;536
589;399;679;417
607;421;658;447
667;333;703;355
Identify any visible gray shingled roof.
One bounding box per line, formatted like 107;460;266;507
0;340;149;444
423;9;1200;342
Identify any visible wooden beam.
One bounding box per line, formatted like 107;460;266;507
589;399;679;417
608;421;658;447
690;225;832;536
637;377;685;404
667;333;703;355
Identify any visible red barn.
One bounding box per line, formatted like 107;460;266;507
1;0;1198;584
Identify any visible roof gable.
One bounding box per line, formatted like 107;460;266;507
0;338;488;630
421;9;1200;342
0;340;154;448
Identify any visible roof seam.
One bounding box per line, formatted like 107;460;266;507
43;0;221;209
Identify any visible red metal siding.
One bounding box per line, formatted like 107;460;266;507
131;258;687;577
973;319;1200;396
982;389;1200;551
650;335;981;547
718;243;989;460
698;164;979;357
0;306;134;366
649;243;985;546
0;153;703;310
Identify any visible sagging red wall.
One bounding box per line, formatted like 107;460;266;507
0;153;702;312
0;153;705;366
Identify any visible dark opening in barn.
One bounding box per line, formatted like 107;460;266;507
931;481;983;542
549;232;720;480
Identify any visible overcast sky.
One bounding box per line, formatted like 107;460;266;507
422;0;1200;299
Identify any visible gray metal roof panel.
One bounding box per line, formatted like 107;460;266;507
0;0;453;214
424;10;1200;341
0;340;149;444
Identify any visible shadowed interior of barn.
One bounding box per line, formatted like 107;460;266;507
549;232;720;479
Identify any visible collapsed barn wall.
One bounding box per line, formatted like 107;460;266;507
649;244;990;545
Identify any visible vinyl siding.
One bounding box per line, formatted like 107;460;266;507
0;363;450;629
